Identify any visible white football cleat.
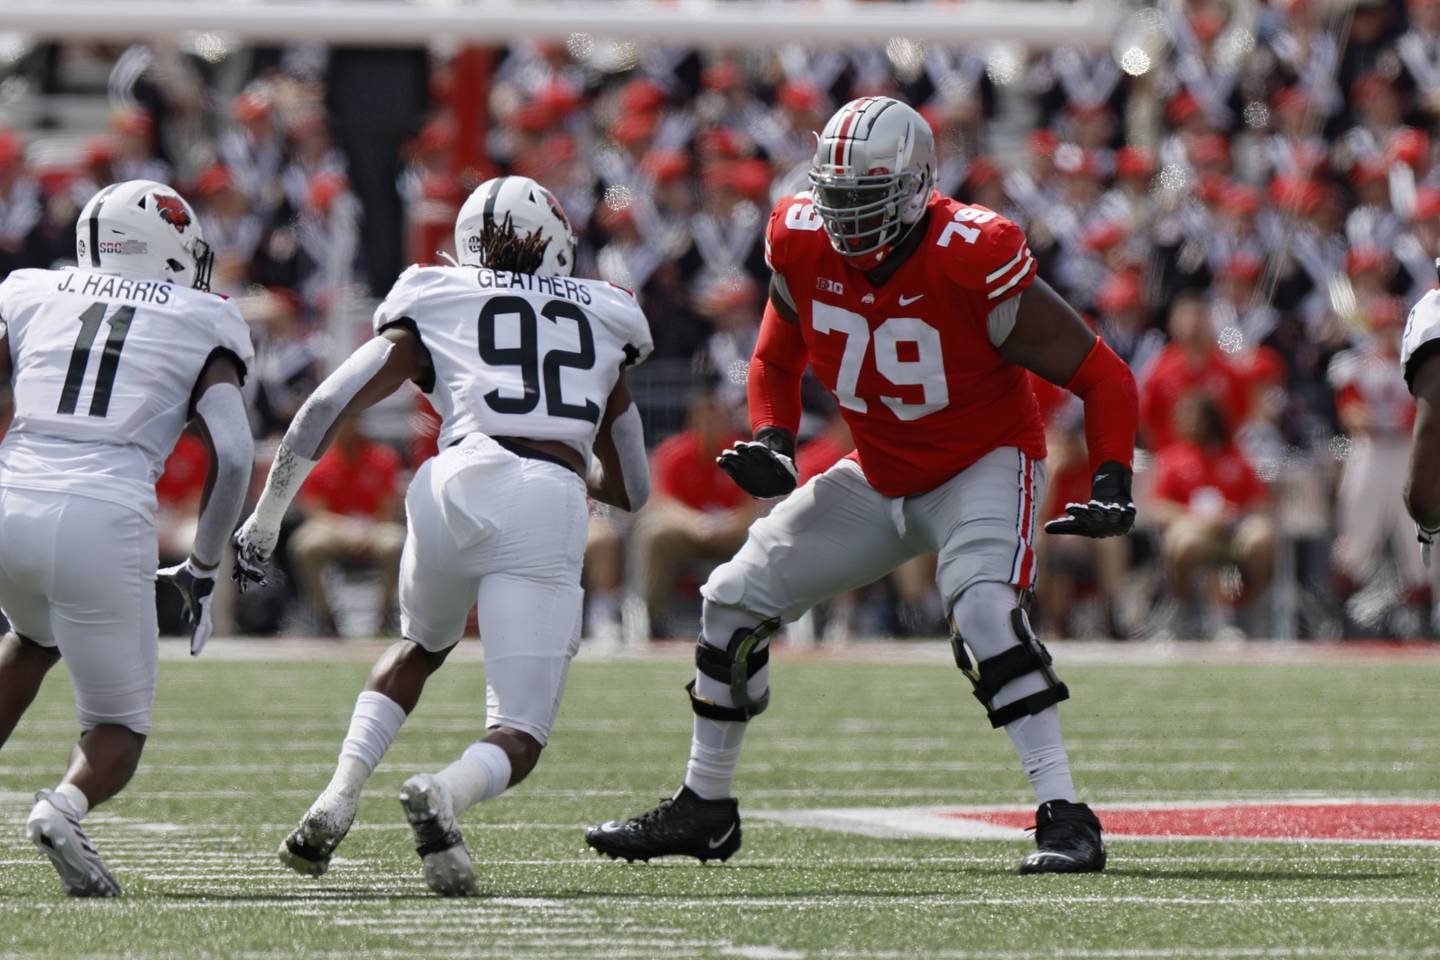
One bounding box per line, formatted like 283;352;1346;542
399;774;476;897
25;790;121;897
278;789;358;877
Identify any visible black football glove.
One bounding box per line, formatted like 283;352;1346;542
158;559;217;656
1043;460;1136;539
717;426;799;500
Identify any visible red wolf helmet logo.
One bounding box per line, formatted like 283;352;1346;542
544;192;571;231
154;194;191;232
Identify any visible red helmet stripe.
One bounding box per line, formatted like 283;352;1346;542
831;97;875;169
835;98;864;169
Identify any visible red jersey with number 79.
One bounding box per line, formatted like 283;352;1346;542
763;190;1046;497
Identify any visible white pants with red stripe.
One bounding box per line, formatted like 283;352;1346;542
702;446;1045;622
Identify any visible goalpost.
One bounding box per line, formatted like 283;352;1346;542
1;0;1123;48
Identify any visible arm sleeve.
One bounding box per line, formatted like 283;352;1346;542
248;336;395;531
1064;336;1139;473
284;336;394;460
189;382;254;568
609;402;650;511
748;298;807;436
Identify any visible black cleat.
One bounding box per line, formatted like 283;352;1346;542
585;786;741;863
1020;800;1106;874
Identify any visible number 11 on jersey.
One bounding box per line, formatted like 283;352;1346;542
58;301;135;418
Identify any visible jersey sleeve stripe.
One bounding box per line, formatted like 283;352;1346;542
986;250;1035;301
984;245;1028;284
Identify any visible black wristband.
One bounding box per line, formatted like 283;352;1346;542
1092;460;1133;503
753;426;796;461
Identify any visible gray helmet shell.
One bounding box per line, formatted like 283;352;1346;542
808;97;936;261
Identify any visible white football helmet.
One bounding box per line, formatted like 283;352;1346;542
75;180;214;291
454;175;577;277
808;97;936;266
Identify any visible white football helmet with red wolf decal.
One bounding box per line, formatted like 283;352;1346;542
75;180;213;291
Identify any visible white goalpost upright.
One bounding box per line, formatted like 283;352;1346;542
1;0;1122;48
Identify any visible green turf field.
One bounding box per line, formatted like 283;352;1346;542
2;644;1438;959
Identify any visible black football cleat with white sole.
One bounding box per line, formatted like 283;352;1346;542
1020;799;1106;874
585;786;741;863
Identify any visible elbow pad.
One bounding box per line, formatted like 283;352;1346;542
191;383;255;568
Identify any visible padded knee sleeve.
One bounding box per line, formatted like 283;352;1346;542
686;604;780;723
950;582;1069;729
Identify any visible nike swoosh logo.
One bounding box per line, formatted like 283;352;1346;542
707;823;737;849
898;294;924;306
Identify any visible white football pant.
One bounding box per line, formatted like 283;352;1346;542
399;435;588;745
0;487;159;733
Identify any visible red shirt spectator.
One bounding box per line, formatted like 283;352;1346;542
652;430;747;512
1152;440;1266;513
156;432;210;508
300;435;402;518
1139;345;1249;453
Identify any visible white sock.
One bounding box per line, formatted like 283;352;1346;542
1003;706;1077;804
332;691;407;794
950;585;1077;805
434;741;512;814
55;783;90;820
683;714;747;800
682;668;763;800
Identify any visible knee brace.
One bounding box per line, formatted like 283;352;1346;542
685;617;780;722
951;605;1069;729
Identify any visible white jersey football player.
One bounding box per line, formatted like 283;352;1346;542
234;175;653;895
0;180;255;896
1401;261;1440;561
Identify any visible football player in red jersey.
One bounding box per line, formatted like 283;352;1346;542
587;97;1138;873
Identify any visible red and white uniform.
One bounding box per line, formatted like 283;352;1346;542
760;190;1045;496
702;192;1055;620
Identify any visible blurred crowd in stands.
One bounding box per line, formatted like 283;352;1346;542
2;0;1439;642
